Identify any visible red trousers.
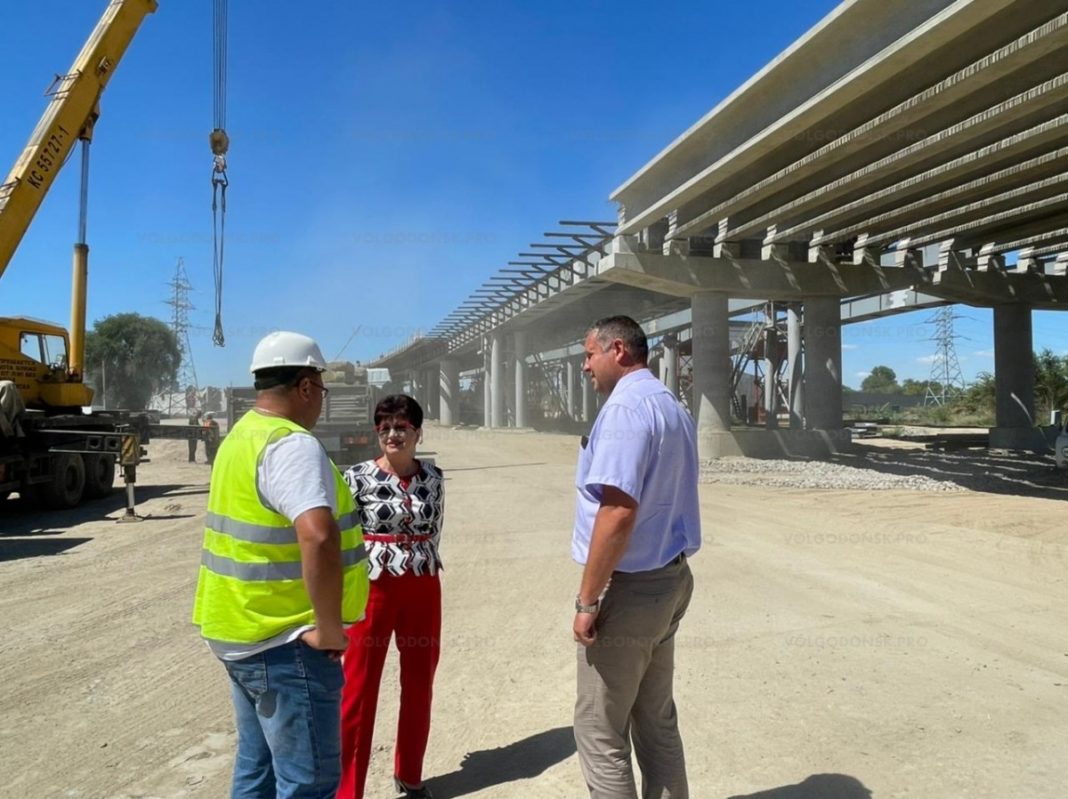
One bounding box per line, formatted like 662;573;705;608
337;571;441;798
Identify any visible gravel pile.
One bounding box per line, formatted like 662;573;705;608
701;456;967;491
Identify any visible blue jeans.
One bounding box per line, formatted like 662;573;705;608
224;641;344;799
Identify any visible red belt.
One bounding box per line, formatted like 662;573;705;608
363;533;433;543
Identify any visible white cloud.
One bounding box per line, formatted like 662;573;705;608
841;343;858;350
974;349;994;358
916;354;941;364
855;371;870;379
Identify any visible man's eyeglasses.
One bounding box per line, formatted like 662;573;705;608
376;423;416;439
304;378;329;398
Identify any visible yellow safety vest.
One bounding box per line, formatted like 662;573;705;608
192;409;368;644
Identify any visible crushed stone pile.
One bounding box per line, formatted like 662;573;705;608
701;456;966;491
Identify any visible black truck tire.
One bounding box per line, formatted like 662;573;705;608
34;453;86;509
83;454;117;499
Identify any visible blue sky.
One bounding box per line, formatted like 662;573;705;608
2;1;1065;389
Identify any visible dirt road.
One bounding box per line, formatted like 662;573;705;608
1;426;1065;798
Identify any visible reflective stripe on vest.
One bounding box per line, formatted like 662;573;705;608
192;409;369;645
201;543;367;581
204;508;363;544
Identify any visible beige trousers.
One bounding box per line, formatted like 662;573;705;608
575;555;694;799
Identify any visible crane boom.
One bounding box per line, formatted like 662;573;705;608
0;0;229;519
0;0;158;281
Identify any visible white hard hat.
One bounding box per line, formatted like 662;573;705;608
250;331;328;374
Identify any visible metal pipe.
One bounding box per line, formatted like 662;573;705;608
118;464;141;523
69;138;94;380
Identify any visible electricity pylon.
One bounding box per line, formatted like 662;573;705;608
924;306;967;406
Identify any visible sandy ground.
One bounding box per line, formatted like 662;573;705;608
1;424;1067;799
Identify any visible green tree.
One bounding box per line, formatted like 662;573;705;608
1033;348;1068;418
861;365;900;393
85;313;180;409
901;378;943;396
954;371;995;417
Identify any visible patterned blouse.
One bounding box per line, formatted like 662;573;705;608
343;459;444;580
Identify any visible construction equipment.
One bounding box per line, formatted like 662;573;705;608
226;363;382;468
1;1;159;395
0;1;169;513
209;0;229;346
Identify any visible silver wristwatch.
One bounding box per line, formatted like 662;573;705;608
575;595;600;614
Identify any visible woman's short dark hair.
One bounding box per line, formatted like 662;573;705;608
374;394;424;428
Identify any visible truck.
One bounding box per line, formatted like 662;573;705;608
226;362;381;468
0;1;212;514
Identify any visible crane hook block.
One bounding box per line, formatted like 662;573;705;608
209;128;230;157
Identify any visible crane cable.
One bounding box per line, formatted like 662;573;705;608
209;0;229;347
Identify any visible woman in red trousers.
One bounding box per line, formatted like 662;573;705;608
338;394;443;799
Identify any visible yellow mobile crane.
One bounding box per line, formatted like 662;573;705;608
0;0;158;406
0;0;194;513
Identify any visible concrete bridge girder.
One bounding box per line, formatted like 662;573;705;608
596;246;927;300
614;0;1059;235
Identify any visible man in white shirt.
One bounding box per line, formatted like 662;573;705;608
571;315;701;799
193;331;368;798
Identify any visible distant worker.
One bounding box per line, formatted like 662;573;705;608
202;412;220;466
571;315;701;797
192;330;369;798
187;409;202;462
338;394;444;799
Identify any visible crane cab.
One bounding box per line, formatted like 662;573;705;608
0;317;93;409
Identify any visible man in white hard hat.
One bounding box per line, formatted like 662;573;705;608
193;331;369;798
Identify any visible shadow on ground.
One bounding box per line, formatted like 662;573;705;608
835;444;1068;500
0;537;93;562
728;773;873;799
427;726;575;797
0;483;204;542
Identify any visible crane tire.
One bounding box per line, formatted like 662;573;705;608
34;453;86;509
83;454;117;499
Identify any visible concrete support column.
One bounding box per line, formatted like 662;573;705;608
483;337;492;428
787;302;804;429
439;358;459;426
763;303;778;430
513;330;528;428
490;332;504;428
803;297;843;430
662;334;679;395
993;304;1035;429
691;292;731;457
582;366;595;422
567;359;578;420
425;364;440;419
